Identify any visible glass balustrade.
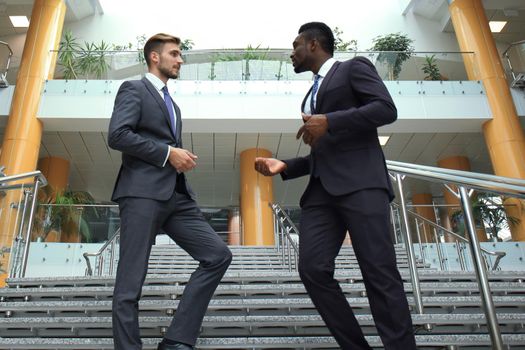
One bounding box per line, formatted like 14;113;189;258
49;49;475;82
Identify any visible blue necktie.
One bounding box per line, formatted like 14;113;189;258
162;86;177;138
310;74;321;113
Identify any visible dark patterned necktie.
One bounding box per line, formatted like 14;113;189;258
310;74;321;113
162;86;177;137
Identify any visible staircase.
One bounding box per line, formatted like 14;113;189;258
1;244;525;349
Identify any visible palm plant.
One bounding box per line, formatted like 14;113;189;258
422;55;441;80
58;30;81;79
219;44;269;80
58;33;110;79
34;188;99;243
451;192;520;241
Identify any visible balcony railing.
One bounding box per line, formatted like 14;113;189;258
50;49;475;82
502;40;525;88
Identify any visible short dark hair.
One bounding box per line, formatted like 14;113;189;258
298;22;335;56
143;33;181;67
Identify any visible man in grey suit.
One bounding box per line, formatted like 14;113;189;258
255;23;417;349
108;33;232;350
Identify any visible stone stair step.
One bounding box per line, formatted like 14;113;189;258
6;270;525;288
1;281;523;301
1;295;523;315
0;334;525;349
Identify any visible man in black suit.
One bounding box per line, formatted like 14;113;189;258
108;33;232;350
254;22;417;350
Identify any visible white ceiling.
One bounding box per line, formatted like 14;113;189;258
26;130;492;206
0;0;33;37
410;0;525;45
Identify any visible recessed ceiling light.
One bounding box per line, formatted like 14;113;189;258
489;21;507;33
379;136;390;146
9;16;29;28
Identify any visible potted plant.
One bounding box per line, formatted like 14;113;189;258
422;54;444;81
370;33;414;80
58;31;111;79
34;188;101;243
451;192;520;242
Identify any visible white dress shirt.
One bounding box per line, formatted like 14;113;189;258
304;57;337;115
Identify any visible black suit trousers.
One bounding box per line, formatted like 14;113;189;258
298;178;416;350
112;189;232;350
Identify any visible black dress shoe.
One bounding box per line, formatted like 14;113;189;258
157;340;194;350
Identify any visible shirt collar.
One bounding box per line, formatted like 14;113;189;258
317;57;337;79
145;72;166;92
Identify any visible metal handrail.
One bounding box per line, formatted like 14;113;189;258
386;161;522;349
269;203;299;271
83;228;120;276
502;40;525;82
0;41;12;87
394;203;506;270
1;170;47;278
502;39;525;59
0;170;48;187
387;162;525;198
0;41;13;72
388;160;525;187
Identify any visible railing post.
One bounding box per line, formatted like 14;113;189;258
109;239;116;276
458;186;504;349
389;206;399;244
394;174;424;314
9;189;31;278
432;228;446;271
414;218;425;262
456;242;467;271
20;178;41;277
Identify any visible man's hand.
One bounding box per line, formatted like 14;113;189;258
254;157;287;176
168;147;198;172
296;113;328;146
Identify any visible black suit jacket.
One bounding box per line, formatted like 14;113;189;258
108;77;192;201
283;57;395;205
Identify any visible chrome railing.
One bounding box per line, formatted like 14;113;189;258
270;203;298;271
83;228;120;276
0;169;48;278
271;160;524;349
393;203;506;271
0;41;12;87
502;40;525;88
386;160;525;350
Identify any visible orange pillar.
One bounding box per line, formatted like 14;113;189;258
38;156;70;197
36;156;70;243
227;208;241;245
0;0;66;285
438;156;487;242
240;148;275;246
449;0;525;241
412;193;437;243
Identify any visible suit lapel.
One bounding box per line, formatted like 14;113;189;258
173;101;182;144
141;77;178;141
314;61;340;114
301;86;313;113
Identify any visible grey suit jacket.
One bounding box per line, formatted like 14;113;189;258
282;57;396;205
108;77;192;201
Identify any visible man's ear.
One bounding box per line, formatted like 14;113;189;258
150;50;159;65
309;39;318;52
